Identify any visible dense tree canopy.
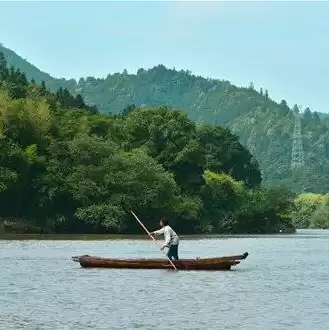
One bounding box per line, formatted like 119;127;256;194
2;45;329;193
292;193;329;229
0;52;296;234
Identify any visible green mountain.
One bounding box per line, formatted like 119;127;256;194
2;45;329;193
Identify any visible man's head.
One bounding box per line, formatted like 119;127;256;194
160;218;168;227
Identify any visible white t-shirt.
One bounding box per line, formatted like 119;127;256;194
153;225;179;247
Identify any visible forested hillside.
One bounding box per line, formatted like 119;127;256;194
0;51;295;234
1;44;329;193
73;66;329;193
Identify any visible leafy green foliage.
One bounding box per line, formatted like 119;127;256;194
2;46;329;193
198;125;261;187
228;188;296;234
0;51;296;234
62;66;329;193
292;193;329;229
200;171;244;232
123;106;205;192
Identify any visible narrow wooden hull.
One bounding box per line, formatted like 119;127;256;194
72;252;248;271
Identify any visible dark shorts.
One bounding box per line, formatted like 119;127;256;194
167;244;179;260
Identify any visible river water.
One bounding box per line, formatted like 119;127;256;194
1;229;329;330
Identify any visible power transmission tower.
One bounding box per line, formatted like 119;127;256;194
291;108;305;171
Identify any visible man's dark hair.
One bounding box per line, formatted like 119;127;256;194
160;218;168;226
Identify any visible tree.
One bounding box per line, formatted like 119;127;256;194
0;90;53;148
121;104;136;117
0;69;297;234
124;106;206;192
40;81;47;95
292;193;329;229
0;52;8;80
280;100;288;108
0;136;44;219
312;112;320;122
200;171;244;232
303;107;312;122
39;136;180;233
74;94;86;109
0;52;6;69
225;188;296;234
197;125;262;187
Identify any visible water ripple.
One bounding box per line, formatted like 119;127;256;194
1;230;329;329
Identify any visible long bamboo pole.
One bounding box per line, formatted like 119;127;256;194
130;211;178;271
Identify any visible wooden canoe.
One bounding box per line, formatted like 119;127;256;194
72;252;248;270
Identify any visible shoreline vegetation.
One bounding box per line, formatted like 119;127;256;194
0;51;327;234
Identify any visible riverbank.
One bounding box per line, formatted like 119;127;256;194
0;217;296;239
0;231;299;240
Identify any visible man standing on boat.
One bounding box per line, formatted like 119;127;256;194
150;219;179;260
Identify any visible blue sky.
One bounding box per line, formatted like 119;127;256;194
1;1;329;113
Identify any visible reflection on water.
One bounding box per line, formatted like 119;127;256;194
1;230;329;329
